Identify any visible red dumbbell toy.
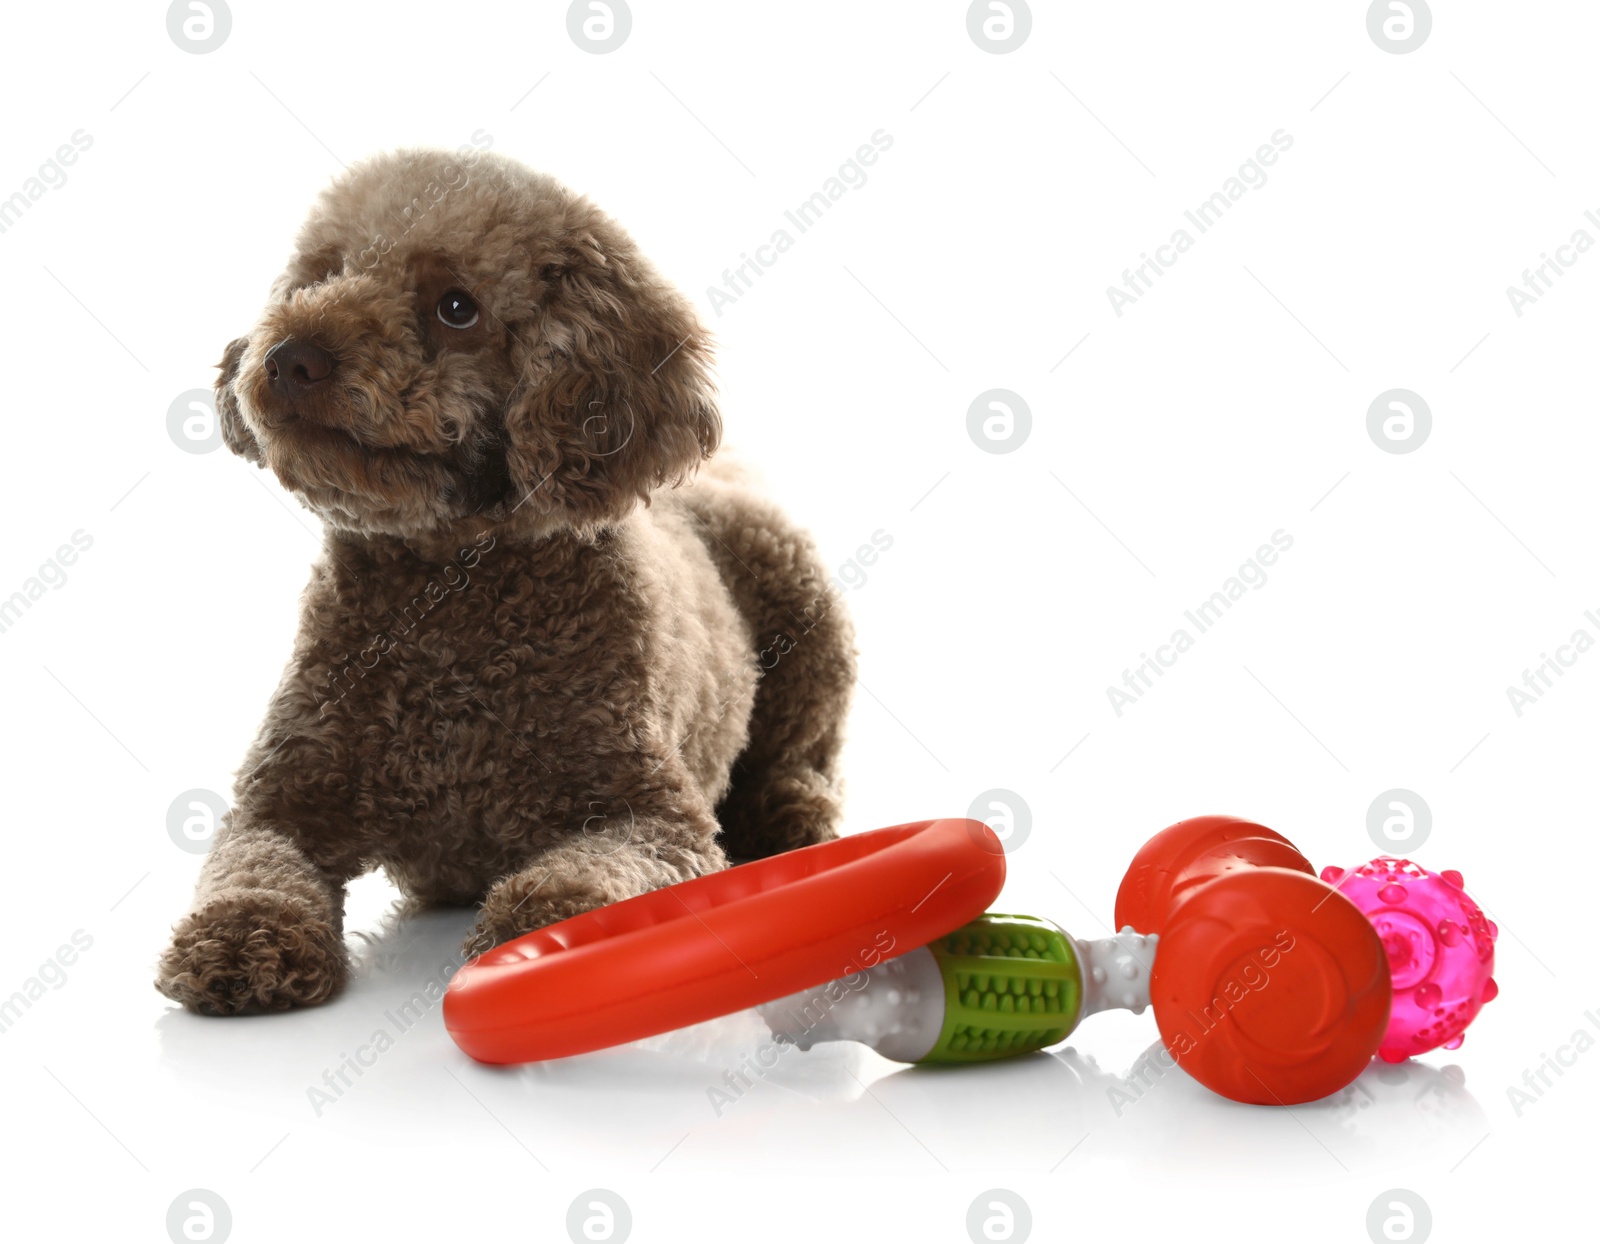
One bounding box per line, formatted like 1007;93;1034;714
1114;816;1392;1104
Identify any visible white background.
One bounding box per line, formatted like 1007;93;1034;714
0;1;1594;1240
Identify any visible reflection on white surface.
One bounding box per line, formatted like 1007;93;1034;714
152;907;1488;1175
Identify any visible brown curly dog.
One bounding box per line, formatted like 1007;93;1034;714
156;148;855;1016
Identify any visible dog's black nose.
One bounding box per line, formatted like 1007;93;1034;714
264;338;336;397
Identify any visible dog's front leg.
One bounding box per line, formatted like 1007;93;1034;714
464;792;727;956
156;812;353;1015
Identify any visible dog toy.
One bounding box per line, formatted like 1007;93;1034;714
442;818;1005;1064
1320;857;1498;1062
445;814;1496;1106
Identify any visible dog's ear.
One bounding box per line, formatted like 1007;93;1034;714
216;336;262;463
503;223;719;527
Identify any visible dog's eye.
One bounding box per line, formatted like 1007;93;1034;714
436;289;480;329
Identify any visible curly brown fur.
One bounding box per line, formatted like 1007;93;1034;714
157;148;855;1014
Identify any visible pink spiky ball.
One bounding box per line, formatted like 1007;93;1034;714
1319;857;1498;1063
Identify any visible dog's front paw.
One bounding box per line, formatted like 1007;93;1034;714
464;831;725;958
464;864;636;958
156;891;347;1015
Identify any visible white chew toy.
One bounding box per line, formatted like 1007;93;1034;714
757;928;1159;1062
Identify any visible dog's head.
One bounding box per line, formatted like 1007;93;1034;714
217;148;718;538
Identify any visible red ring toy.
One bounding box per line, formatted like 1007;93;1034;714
444;818;1006;1064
